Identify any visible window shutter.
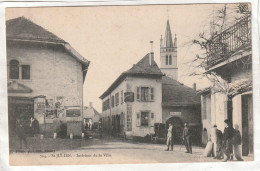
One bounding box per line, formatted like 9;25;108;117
136;87;140;101
150;87;154;101
150;113;154;126
136;112;141;127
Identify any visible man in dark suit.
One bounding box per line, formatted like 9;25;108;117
183;122;192;154
222;119;234;162
30;117;40;137
16;119;28;149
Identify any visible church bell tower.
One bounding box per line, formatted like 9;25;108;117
160;19;178;80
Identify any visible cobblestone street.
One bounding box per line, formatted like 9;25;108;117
9;136;253;165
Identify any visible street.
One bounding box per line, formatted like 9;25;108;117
9;136;253;165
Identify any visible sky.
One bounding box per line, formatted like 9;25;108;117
6;4;229;112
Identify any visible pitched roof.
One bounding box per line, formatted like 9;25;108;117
125;53;163;76
83;106;100;117
100;53;163;99
6;17;65;43
162;76;201;106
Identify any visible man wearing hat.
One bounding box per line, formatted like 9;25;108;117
213;125;224;159
222;119;234;161
165;122;174;151
183;122;192;154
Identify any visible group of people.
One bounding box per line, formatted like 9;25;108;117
165;122;192;154
15;116;40;149
165;119;244;162
206;119;243;162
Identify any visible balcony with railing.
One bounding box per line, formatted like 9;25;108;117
206;15;251;69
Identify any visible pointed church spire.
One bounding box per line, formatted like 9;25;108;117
163;19;174;47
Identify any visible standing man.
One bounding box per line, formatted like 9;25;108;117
16;119;28;149
222;119;234;162
165;122;174;151
30;117;40;137
214;125;224;159
183;122;192;154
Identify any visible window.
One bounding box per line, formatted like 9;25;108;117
169;55;172;65
115;93;119;106
137;87;154;102
9;60;19;79
102;98;110;111
121;90;124;104
165;55;168;65
22;65;30;80
141;87;149;101
141;112;149;126
111;96;114;108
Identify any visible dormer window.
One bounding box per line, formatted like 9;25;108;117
9;60;19;79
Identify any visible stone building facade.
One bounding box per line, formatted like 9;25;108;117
7;17;90;137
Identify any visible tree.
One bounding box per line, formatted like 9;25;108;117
189;3;251;97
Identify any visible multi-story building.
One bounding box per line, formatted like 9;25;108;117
100;53;163;137
7;17;90;137
198;15;253;156
100;19;201;141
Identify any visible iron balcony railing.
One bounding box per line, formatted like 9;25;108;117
206;15;251;69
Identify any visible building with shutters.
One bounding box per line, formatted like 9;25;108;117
99;53;163;137
99;52;201;139
6;17;90;138
99;19;201;140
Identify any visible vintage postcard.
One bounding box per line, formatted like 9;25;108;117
1;1;258;168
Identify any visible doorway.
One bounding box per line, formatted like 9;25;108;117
8;96;34;136
166;117;183;144
242;94;253;156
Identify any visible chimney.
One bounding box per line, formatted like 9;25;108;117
193;83;196;90
149;41;154;65
89;102;93;108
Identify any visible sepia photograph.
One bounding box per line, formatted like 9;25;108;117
1;1;257;167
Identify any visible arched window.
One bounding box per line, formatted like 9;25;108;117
166;55;168;65
9;60;19;79
169;55;172;65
